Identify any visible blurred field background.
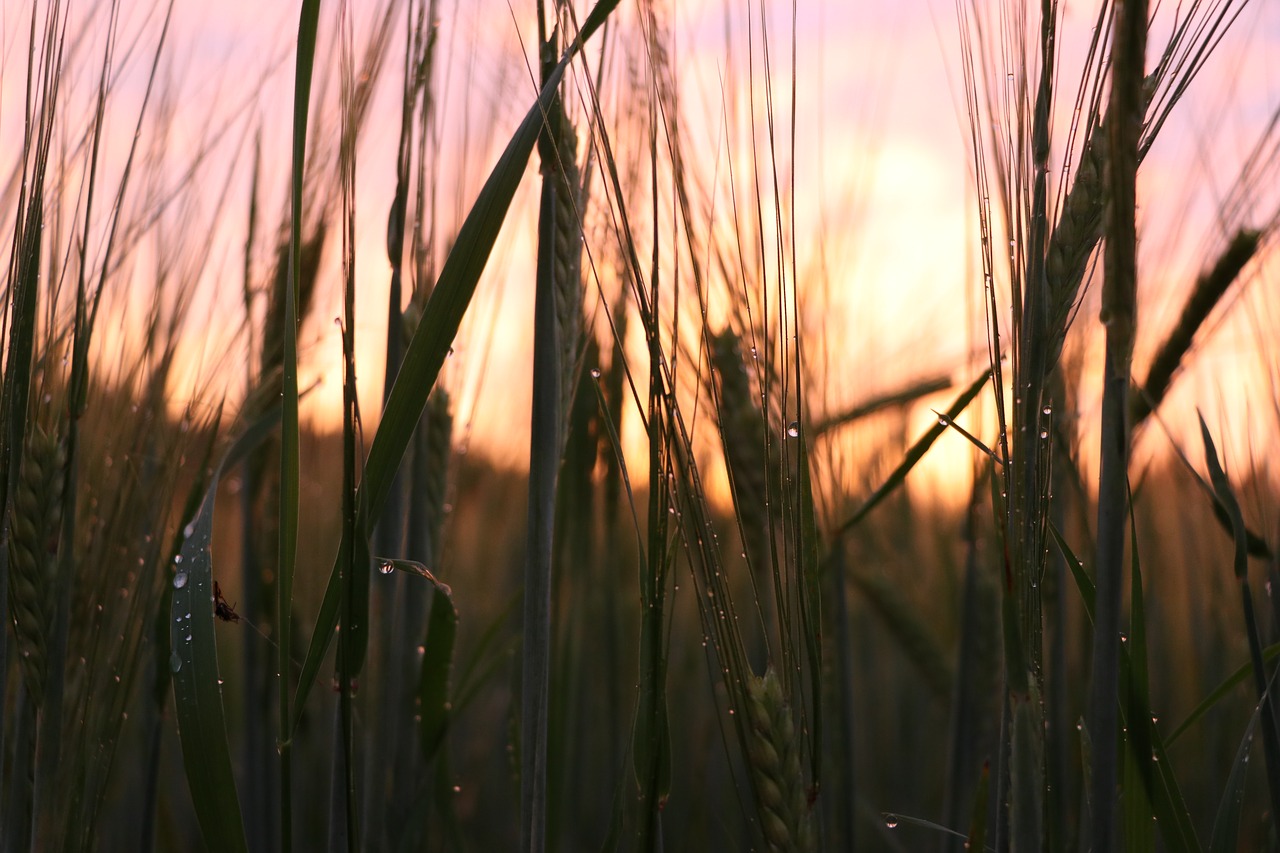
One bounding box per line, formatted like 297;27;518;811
3;0;1280;851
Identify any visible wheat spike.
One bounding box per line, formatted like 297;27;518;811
1044;120;1106;355
545;98;584;458
1131;228;1261;426
745;668;814;853
7;425;66;706
711;329;778;575
1043;77;1156;370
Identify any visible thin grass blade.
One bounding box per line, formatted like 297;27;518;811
966;762;990;853
278;2;323;849
1122;507;1155;853
1166;645;1280;746
793;427;823;796
839;371;988;533
1208;705;1259;853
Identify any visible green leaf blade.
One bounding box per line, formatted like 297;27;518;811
170;477;248;853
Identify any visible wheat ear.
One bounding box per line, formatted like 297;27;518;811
745;668;815;853
7;425;66;706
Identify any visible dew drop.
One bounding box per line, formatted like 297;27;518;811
590;367;602;379
174;554;184;565
169;651;183;673
184;521;196;538
173;571;188;589
377;560;395;575
787;422;799;438
885;815;899;829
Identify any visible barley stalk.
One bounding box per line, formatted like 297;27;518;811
745;668;814;853
7;425;66;707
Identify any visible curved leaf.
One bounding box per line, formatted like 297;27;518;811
169;413;279;853
1166;645;1280;746
290;0;622;730
419;584;458;762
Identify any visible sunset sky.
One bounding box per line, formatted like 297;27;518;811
5;0;1279;498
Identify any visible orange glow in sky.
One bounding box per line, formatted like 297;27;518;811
5;0;1280;507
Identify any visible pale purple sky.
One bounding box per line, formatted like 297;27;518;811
5;0;1279;487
